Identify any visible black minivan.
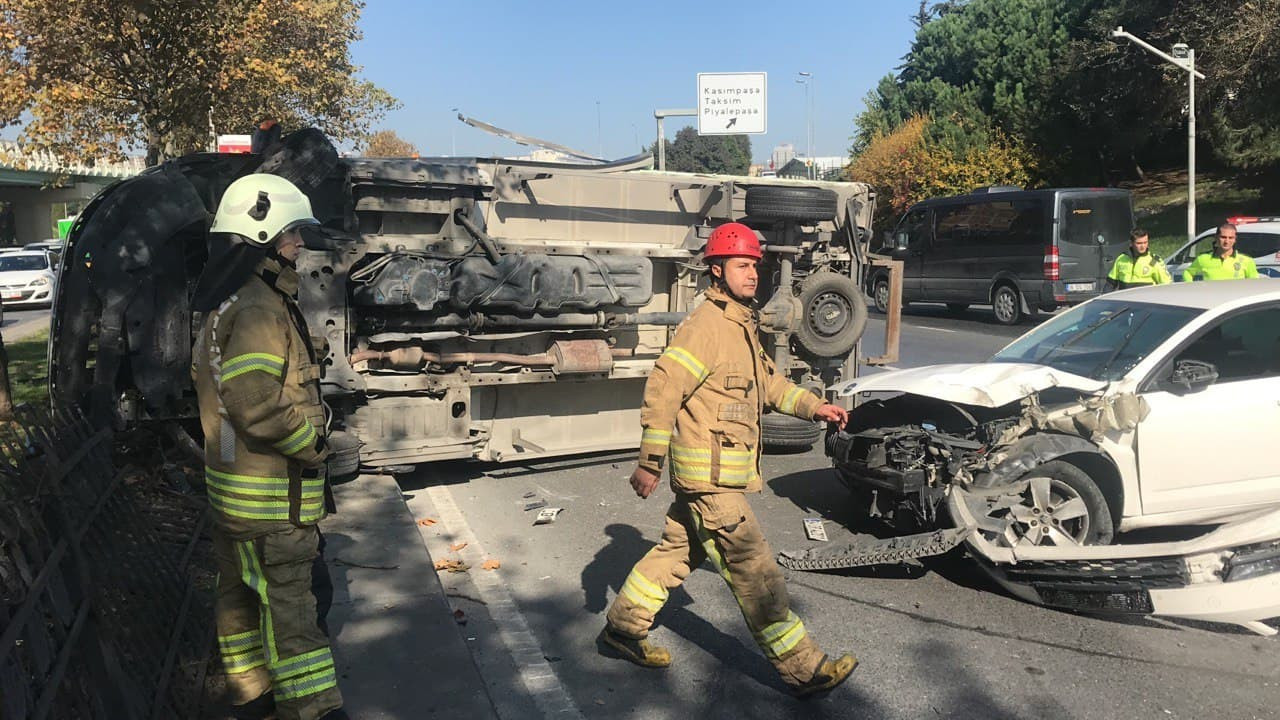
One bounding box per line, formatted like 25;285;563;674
869;187;1134;324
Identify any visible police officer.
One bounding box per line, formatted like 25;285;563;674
599;222;858;698
1183;223;1259;281
1107;228;1171;289
192;174;347;720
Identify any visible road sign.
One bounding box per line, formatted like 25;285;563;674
697;72;767;135
217;134;252;154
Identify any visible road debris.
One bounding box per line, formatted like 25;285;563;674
533;507;563;525
524;499;548;511
434;559;469;573
417;517;437;527
453;609;467;625
449;542;468;552
803;518;829;542
482;559;501;570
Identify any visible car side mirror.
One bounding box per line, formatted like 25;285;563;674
894;232;909;251
1166;358;1218;393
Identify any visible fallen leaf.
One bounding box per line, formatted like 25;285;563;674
449;542;468;552
417;517;437;527
434;559;469;573
482;559;501;570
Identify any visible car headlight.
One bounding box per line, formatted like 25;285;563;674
29;277;49;287
1224;540;1280;582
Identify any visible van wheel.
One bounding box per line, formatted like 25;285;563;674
796;272;867;358
761;412;821;452
992;285;1023;325
745;186;839;224
872;276;890;314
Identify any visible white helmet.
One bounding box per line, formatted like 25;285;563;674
210;173;319;245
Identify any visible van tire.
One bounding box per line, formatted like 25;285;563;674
761;412;821;451
992;284;1023;325
871;275;890;314
796;272;867;358
745;186;839;223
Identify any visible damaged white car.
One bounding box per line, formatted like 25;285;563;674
802;280;1280;634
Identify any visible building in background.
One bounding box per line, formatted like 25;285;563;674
771;143;796;173
777;155;847;181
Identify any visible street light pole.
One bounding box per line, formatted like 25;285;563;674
1110;27;1205;243
797;72;812;179
450;107;459;156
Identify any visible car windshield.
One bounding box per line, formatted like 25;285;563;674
991;300;1202;380
0;255;48;272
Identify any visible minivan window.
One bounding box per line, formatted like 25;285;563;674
894;207;930;249
934;199;1042;247
1060;195;1131;247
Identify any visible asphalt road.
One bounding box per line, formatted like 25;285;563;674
403;306;1280;720
1;305;52;341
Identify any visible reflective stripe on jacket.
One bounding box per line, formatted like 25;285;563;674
193;258;329;537
1108;251;1171;288
638;286;824;494
1182;251;1259;281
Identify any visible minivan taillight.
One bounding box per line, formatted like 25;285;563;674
1043;246;1060;281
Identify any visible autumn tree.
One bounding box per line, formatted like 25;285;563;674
364;130;418;158
0;0;397;165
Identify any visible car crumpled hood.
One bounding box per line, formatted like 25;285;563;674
831;363;1109;408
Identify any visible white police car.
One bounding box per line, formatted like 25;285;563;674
1166;216;1280;280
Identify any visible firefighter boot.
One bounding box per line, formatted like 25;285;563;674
229;691;276;720
792;653;858;699
598;626;672;668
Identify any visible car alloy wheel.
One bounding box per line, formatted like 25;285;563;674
873;278;890;314
980;475;1091;547
992;286;1021;325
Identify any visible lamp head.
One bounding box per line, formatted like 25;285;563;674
1171;43;1190;59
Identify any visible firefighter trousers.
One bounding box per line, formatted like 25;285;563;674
213;523;343;720
606;492;826;686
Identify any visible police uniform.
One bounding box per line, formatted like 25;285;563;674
1182;250;1260;281
1108;249;1171;288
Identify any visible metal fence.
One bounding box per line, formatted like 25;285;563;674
0;406;212;719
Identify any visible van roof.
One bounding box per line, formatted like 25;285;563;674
909;187;1130;209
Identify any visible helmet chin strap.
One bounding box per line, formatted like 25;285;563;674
264;242;296;269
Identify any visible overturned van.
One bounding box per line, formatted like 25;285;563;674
49;130;878;471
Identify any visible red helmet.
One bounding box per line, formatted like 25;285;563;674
704;222;763;262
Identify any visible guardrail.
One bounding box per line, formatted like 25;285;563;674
0;406;211;719
0;141;146;178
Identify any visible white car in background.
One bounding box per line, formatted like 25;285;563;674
1166;216;1280;280
0;251;58;307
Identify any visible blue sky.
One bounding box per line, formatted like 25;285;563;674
353;1;919;163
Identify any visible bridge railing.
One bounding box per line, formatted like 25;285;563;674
0;141;146;178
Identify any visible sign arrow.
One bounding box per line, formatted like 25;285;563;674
725;117;738;129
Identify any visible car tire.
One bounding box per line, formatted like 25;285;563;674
946;303;968;314
795;272;867;358
745;186;839;224
985;461;1114;547
761;412;821;452
991;284;1023;325
871;275;890;314
326;430;361;484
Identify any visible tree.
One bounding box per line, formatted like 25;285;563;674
649;127;752;175
364;130;418;158
0;0;397;165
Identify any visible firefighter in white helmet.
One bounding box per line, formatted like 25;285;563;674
192;173;346;720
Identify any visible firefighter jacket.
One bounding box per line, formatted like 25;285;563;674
637;286;825;494
193;257;329;538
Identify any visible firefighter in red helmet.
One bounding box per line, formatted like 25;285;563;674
598;222;858;698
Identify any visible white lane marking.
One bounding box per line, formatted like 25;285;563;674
916;325;957;333
424;484;584;720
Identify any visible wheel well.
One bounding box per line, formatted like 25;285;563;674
989;278;1019;304
1057;451;1124;527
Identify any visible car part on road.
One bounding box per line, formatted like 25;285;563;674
777;527;972;571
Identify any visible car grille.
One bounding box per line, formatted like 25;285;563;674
1002;556;1189;591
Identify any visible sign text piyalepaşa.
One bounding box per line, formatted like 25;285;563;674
697;73;767;135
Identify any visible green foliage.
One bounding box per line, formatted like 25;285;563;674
650;127;752;175
4;329;49;407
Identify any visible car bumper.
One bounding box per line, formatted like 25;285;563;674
949;488;1280;636
0;287;53;304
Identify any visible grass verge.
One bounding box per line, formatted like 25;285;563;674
4;328;49;407
1125;170;1277;258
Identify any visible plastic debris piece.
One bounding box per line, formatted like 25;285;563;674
524;499;548;511
803;518;829;542
523;491;536;498
533;507;564;525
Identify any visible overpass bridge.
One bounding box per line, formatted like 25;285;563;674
0;141;146;245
